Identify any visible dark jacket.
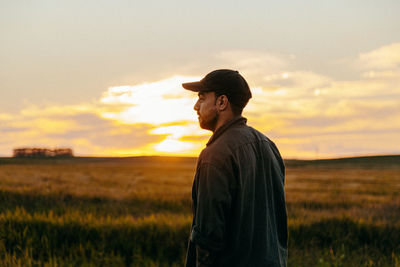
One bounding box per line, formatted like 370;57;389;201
185;116;287;267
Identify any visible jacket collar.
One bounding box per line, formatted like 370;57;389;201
206;116;247;146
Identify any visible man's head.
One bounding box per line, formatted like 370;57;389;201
182;69;252;131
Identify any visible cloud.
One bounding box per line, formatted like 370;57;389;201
97;76;211;155
0;77;210;156
47;113;160;148
216;50;289;73
0;105;165;156
359;43;400;70
232;45;400;158
1;43;399;158
215;50;292;87
99;76;199;125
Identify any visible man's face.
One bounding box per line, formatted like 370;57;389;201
194;91;218;131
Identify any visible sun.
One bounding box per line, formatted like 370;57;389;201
154;138;195;153
98;76;210;155
100;76;199;125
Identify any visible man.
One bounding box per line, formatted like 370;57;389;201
182;69;288;267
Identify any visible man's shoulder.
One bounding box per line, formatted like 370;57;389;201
223;123;269;146
200;124;268;161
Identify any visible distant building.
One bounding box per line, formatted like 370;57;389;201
13;147;74;158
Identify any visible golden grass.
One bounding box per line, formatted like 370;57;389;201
0;156;399;266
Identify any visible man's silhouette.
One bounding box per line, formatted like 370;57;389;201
182;69;288;267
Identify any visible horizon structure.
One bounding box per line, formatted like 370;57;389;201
1;1;399;159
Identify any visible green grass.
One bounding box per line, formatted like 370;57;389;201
0;156;399;266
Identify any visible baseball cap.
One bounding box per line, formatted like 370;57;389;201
182;69;252;109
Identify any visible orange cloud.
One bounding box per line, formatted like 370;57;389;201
1;43;399;158
0;105;163;156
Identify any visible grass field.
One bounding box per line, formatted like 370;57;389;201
0;155;399;266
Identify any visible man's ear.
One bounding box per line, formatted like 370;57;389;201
217;95;229;111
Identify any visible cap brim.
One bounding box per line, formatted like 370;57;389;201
182;81;209;92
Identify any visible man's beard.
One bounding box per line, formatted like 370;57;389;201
199;112;219;132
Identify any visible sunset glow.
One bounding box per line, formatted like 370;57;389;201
1;1;399;158
1;41;400;158
99;76;199;125
154;139;197;154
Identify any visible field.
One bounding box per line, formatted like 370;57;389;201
0;155;399;266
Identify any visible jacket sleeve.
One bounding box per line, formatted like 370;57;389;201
190;162;233;265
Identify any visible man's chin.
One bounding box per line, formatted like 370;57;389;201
199;122;208;130
198;120;208;130
199;121;214;131
198;114;218;132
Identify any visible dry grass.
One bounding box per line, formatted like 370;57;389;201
286;166;400;225
0;156;399;266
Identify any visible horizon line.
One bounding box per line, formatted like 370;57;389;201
1;153;399;161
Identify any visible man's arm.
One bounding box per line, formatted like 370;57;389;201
190;162;233;266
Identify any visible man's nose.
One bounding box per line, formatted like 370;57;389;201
194;100;199;111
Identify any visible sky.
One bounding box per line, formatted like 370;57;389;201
1;0;399;158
